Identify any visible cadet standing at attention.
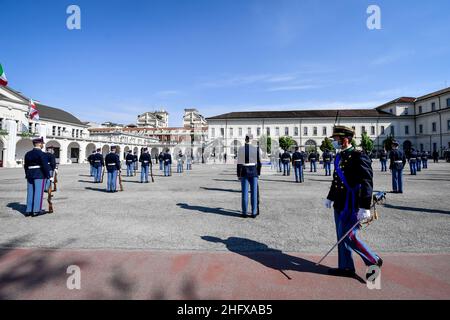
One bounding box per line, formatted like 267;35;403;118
133;151;138;175
237;134;261;218
324;126;382;279
389;140;406;193
158;151;164;170
176;151;184;173
416;149;422;172
24;137;52;217
139;148;152;183
322;149;333;176
379;149;388;172
281;149;291;176
105;146;121;192
125;150;134;176
44;146;57;192
421;151;428;169
309;150;318;172
92;148;104;183
88;150;95;177
291;146;304;183
163;148;172;176
186;153;192;170
408;148;417;175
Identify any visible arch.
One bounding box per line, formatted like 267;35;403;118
173;146;182;156
15;139;33;164
150;147;159;158
45;140;62;160
305;139;317;153
102;145;110;156
67;142;81;163
231;140;242;158
85;143;96;159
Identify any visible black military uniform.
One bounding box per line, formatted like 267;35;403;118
44;148;57;192
126;151;134;176
139;149;152;183
92;150;104;183
389;141;406;193
281;150;291;176
105;147;121;192
291;149;304;182
322;150;333;176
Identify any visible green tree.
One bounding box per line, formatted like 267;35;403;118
360;132;374;154
279;136;296;151
351;139;357;149
383;134;395;151
320;137;335;152
258;134;272;153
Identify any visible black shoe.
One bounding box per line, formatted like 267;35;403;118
242;214;248;218
24;212;32;217
328;268;356;277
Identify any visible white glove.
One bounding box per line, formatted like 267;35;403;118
54;169;58;174
357;209;371;221
324;199;333;209
49;177;54;182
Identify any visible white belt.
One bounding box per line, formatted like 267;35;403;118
94;160;101;162
310;158;316;160
143;161;149;163
294;160;302;162
394;160;403;163
28;165;41;169
107;163;116;166
242;163;256;166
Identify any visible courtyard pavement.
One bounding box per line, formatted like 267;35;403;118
0;161;449;299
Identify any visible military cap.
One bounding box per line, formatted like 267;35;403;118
392;140;399;146
331;125;354;138
32;137;44;144
111;145;117;150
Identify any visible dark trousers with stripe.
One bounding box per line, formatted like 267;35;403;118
26;178;46;213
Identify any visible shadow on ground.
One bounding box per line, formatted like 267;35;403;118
177;203;243;218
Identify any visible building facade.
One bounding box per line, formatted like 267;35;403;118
205;87;450;159
137;110;169;128
0;86;159;168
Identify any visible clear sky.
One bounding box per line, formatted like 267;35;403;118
1;0;450;126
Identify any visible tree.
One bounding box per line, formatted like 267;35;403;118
279;136;296;151
351;139;357;149
360;132;374;154
320;137;335;152
258;134;272;154
383;134;395;152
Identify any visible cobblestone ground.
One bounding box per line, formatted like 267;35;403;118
1;161;449;254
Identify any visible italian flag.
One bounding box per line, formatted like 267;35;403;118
29;99;40;121
0;64;7;86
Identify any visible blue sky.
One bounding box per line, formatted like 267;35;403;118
1;0;450;126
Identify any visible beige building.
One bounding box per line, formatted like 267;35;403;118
137;110;169;128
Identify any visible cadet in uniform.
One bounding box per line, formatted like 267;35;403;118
389;140;406;193
415;149;422;172
186;153;192;170
291;146;304;183
24;137;52;216
88;150;95;176
379;149;388;172
126;150;134;176
139;148;152;183
322;149;333;176
105;146;121;192
281;149;291;176
324;126;382;278
176;151;185;173
44;146;57;192
309;151;318;172
237;134;261;218
92;148;104;183
133;152;138;174
421;151;428;169
163;149;172;176
408;148;417;175
158;151;164;170
278;150;282;173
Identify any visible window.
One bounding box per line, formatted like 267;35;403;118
432;122;437;132
404;108;408;115
420;144;423;151
229;128;233;137
390;126;395;136
352;126;356;135
58;127;61;136
285;127;289;136
390;108;393;114
322;127;327;136
448;120;450;131
371;126;375;135
275;127;280;136
294;127;299;136
211;128;215;137
52;126;56;135
304;127;308;136
418;106;423;114
257;127;261;136
381;126;385;135
220;128;224;137
405;125;409;135
313;127;317;136
247;127;251;135
238;128;242;137
28;122;33;133
71;129;75;138
447;98;450;107
431;102;436;111
266;127;270;136
0;118;3;130
419;124;423;134
361;126;366;134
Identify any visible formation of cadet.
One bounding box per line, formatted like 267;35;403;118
324;126;382;279
291;146;305;183
281;149;291;176
23;137;52;217
92;148;104;183
44;146;57;192
138;148;152;183
104;146;121;192
125;150;134;176
308;151;319;172
163;148;172;176
322;149;333;176
237;134;261;218
379;149;388;172
389;140;406;193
